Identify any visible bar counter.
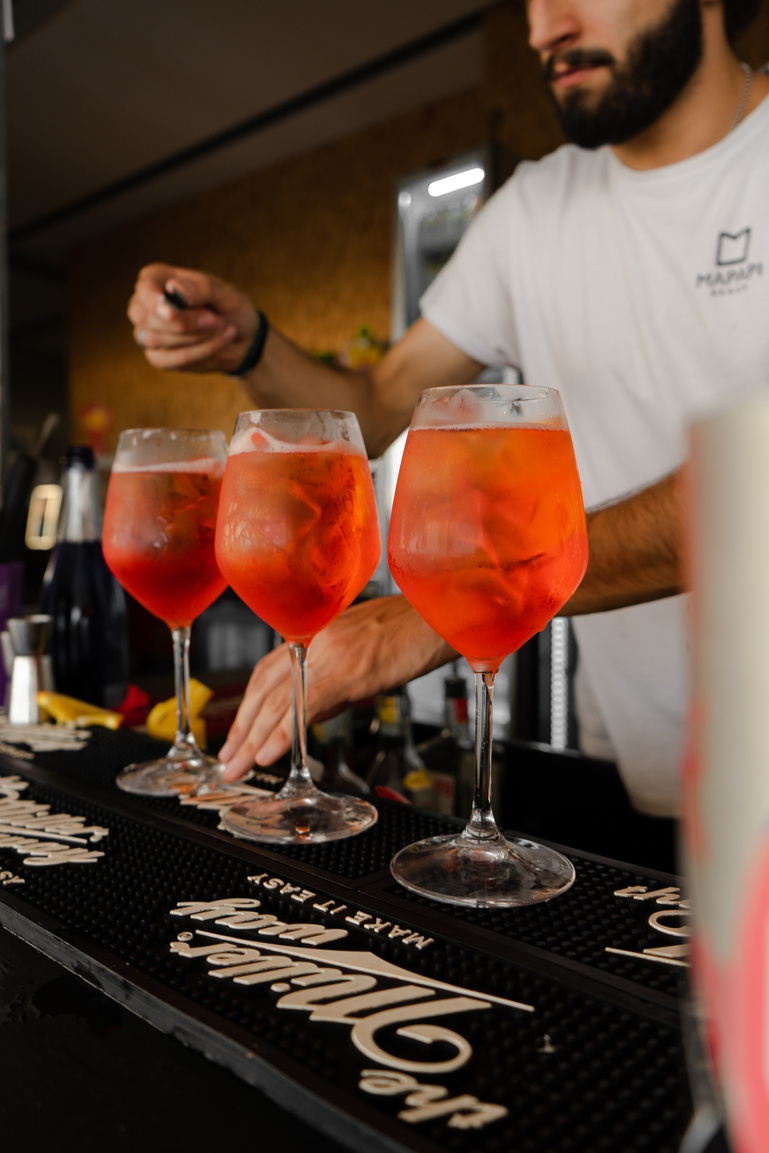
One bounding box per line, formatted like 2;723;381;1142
0;727;697;1153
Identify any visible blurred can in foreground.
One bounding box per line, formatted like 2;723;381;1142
686;392;769;1153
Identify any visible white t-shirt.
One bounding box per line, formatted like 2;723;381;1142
421;94;769;817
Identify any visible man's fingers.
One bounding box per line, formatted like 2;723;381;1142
221;685;293;781
165;272;246;319
219;645;294;777
127;297;147;326
146;268;248;324
134;313;229;348
142;329;238;370
134;264;209;308
129;263;259;375
221;706;291;781
130;265;244;326
135;301;227;336
252;706;293;767
134;326;208;350
220;647;287;755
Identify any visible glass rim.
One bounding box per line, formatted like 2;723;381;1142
418;383;560;402
118;426;228;438
234;408;359;421
229;408;366;456
411;383;568;430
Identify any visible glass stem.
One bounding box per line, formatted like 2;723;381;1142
464;670;501;842
171;625;196;750
288;642;314;789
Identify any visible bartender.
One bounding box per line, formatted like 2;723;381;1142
128;0;769;821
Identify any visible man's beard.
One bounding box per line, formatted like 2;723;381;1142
544;0;703;150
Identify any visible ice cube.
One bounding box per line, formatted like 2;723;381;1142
250;425;290;452
248;477;323;553
307;521;355;594
481;488;542;569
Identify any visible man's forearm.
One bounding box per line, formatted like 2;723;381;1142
240;328;412;457
565;469;684;615
240;318;485;459
240;330;372;440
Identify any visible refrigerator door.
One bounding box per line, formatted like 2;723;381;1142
395;148;487;335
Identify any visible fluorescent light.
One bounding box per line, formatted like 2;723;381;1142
427;167;484;197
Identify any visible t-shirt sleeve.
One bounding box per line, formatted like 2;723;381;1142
419;175;522;369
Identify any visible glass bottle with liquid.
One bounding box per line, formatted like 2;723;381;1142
310;707;371;797
417;669;476;816
367;685;436;808
41;446;128;707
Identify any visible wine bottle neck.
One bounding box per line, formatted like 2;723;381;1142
443;676;470;740
377;692;412;740
60;464;101;542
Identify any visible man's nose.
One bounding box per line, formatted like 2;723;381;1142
527;0;581;55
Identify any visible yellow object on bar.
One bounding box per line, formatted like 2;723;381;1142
37;692;124;729
146;679;213;747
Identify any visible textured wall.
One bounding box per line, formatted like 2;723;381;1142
67;87;489;451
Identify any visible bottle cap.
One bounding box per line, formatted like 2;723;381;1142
65;445;95;469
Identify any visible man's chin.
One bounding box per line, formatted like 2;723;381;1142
552;93;604;125
550;75;610;112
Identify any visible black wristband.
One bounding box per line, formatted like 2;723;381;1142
226;309;269;377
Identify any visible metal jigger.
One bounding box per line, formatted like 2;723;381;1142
5;614;54;724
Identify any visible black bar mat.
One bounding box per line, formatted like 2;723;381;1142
0;732;694;1153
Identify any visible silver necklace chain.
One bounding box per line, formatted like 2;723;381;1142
732;62;753;131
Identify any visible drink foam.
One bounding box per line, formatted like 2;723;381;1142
228;425;364;457
111;456;225;475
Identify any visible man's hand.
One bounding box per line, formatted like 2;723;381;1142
127;263;259;374
219;596;455;782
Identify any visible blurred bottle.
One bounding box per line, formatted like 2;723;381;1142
41;446;128;707
367;685;436;808
684;393;769;1153
417;670;475;816
310;708;370;797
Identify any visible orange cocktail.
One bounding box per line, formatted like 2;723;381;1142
214;409;380;845
387;384;587;909
103;461;226;629
388;424;587;670
214;433;380;643
102;428;229;798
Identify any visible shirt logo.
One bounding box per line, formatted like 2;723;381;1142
696;225;762;295
716;228;751;265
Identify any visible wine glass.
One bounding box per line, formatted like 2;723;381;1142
214;409;380;843
387;384;589;907
102;428;228;796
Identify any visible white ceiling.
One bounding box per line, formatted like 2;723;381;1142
6;0;493;269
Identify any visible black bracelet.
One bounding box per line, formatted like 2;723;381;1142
226;309;269;377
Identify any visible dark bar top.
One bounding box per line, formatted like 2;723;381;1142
0;728;695;1153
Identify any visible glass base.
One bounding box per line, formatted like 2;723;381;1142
116;744;222;797
220;784;378;844
390;830;575;908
